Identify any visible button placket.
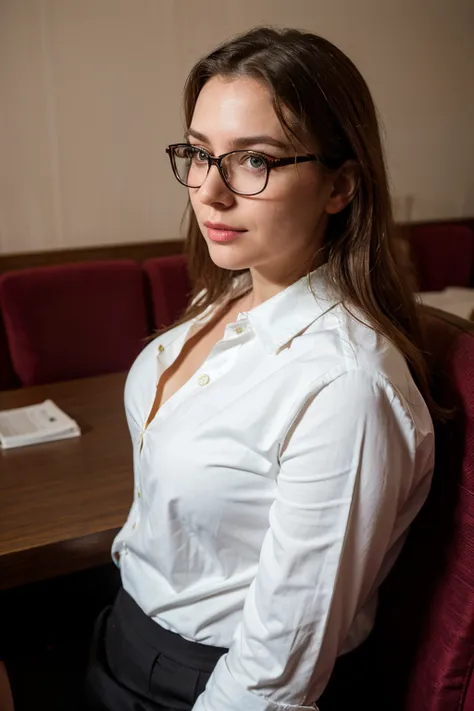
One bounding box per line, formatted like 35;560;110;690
132;494;140;531
138;340;167;456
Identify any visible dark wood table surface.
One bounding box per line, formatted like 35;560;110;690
0;372;133;590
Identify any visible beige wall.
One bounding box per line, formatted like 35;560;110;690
1;0;473;255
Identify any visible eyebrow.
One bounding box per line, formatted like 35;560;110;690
185;128;290;151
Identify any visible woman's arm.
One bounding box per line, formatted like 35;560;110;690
192;369;433;711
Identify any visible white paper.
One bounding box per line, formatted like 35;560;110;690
0;400;81;449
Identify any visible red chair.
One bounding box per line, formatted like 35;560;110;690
142;255;192;330
320;306;474;710
0;308;18;390
380;306;474;710
410;223;474;291
0;260;151;386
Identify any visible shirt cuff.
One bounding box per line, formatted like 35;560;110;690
192;655;318;711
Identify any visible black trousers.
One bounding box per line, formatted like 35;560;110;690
83;588;228;710
84;587;377;711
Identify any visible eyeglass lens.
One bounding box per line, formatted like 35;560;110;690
172;145;268;195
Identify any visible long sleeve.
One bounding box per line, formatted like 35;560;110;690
192;368;432;711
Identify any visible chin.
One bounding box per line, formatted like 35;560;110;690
206;242;253;272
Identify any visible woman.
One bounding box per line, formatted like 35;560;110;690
85;27;435;711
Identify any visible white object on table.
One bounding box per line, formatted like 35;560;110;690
0;399;81;450
417;288;474;321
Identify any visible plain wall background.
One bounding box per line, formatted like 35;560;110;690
1;0;473;255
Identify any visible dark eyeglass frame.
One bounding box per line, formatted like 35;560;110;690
166;143;326;196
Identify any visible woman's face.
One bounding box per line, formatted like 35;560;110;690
187;75;336;281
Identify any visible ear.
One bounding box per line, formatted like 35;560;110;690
324;160;359;215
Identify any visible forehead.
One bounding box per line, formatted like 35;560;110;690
190;76;287;145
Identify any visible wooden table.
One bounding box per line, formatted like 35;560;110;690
0;372;132;590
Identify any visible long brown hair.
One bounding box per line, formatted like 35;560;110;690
169;26;441;419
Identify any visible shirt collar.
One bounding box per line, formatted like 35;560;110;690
160;264;340;354
232;264;340;354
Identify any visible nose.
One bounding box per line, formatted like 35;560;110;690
196;164;235;209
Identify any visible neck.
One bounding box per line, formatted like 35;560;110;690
244;257;324;310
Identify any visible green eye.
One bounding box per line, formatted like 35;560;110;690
196;149;208;162
249;155;264;169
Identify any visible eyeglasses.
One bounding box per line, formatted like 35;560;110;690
165;143;324;196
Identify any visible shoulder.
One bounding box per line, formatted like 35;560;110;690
309;303;411;384
301;303;432;437
309;302;401;369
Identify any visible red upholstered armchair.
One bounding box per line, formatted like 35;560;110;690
0;260;150;386
328;308;474;711
375;306;474;709
143;255;192;330
0;308;18;390
320;305;474;710
409;223;474;292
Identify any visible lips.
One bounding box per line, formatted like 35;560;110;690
204;221;245;231
204;221;246;244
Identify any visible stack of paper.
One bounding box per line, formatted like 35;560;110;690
0;400;81;450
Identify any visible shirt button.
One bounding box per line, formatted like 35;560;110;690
132;522;136;530
137;488;141;498
235;326;245;334
198;374;210;386
158;344;164;353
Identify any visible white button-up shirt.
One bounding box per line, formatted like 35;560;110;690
112;265;434;711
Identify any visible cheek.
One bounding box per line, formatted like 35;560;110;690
189;190;198;214
188;191;207;231
256;179;325;235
